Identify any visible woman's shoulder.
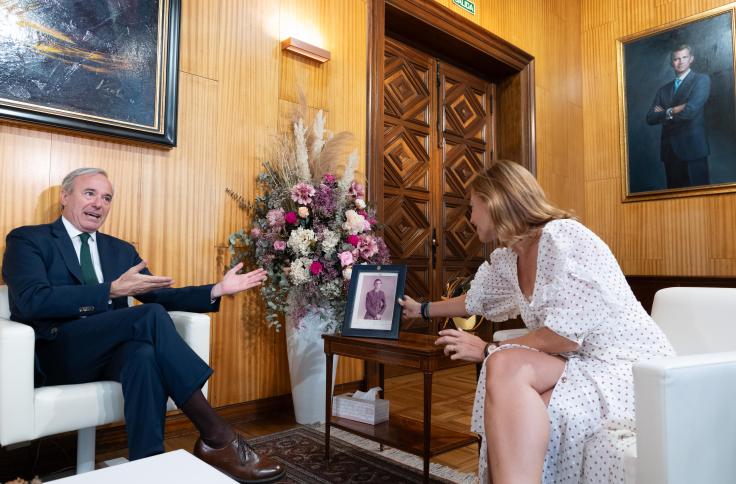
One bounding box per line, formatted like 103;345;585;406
542;218;611;258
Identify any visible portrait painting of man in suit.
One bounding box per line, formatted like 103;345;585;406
621;8;736;198
350;274;397;331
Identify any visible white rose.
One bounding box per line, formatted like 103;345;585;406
354;198;366;210
298;206;309;218
342;210;366;235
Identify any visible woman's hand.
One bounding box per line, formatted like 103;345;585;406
435;328;487;362
397;295;421;319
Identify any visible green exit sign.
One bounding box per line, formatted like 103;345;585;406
453;0;475;15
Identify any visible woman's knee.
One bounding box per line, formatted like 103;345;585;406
485;349;537;393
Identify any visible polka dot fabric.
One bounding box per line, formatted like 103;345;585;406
466;219;674;483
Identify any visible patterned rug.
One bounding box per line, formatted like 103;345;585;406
249;426;476;483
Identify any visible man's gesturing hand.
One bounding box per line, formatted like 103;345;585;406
210;262;267;299
110;261;174;298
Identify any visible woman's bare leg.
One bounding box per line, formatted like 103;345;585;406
484;348;565;484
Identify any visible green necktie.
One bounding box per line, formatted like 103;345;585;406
673;78;682;93
78;232;98;285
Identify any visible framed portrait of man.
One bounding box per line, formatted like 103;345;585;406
618;5;736;201
341;265;406;339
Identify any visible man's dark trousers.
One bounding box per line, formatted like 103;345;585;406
35;304;213;459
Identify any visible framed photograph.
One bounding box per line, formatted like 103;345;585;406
618;5;736;201
0;0;181;146
341;265;406;339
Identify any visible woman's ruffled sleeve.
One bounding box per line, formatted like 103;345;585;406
465;250;519;321
533;220;621;345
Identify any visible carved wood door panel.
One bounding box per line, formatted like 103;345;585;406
437;63;493;307
381;37;494;333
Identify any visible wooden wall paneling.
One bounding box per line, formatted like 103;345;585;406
707;195;736;261
210;0;284;406
618;200;664;275
180;0;221;80
214;0;279;246
48;135;143;245
584;178;621;255
278;0;330;109
139;73;218;288
565;103;586;216
0;125;51;267
658;194;710;275
324;0;368;179
581;23;620;183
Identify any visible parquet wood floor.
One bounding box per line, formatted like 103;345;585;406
95;364;480;476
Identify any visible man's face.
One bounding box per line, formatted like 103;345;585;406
671;49;693;75
60;173;113;232
374;280;382;291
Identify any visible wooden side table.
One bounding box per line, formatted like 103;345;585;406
323;333;480;483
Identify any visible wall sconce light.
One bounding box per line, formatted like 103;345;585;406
280;37;331;63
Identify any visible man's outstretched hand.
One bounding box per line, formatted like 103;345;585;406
210;262;267;299
110;261;174;298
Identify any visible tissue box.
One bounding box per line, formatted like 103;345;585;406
332;393;389;425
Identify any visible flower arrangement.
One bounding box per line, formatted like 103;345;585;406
228;110;390;331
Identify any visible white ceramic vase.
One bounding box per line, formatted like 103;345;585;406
285;305;339;424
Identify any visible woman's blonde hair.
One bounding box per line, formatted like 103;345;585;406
470;160;573;247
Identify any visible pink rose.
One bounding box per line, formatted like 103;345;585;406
346;234;360;247
358;235;378;258
250;227;261;238
310;261;323;275
273;240;286;251
338;251;354;267
323;173;336;183
298;206;309;219
284;211;298;224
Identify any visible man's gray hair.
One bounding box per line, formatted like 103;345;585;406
61;167;109;194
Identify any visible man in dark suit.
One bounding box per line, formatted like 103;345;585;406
363;279;386;320
646;43;711;189
2;168;284;484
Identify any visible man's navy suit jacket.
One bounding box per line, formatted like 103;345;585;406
2;218;220;384
645;70;711;161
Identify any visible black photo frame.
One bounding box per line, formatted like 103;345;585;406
0;0;181;146
341;264;406;340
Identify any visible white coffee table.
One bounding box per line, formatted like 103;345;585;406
52;449;237;483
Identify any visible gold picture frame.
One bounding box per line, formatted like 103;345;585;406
617;4;736;202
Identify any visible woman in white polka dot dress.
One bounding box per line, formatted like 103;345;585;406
398;160;674;484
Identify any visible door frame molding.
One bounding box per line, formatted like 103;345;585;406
366;0;536;206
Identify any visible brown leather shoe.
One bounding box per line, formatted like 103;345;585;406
193;433;285;483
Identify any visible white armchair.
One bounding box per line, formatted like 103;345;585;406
628;287;736;484
0;285;211;474
494;286;736;483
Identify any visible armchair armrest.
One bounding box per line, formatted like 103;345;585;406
633;352;736;484
0;318;35;446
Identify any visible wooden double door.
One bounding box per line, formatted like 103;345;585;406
380;37;494;333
